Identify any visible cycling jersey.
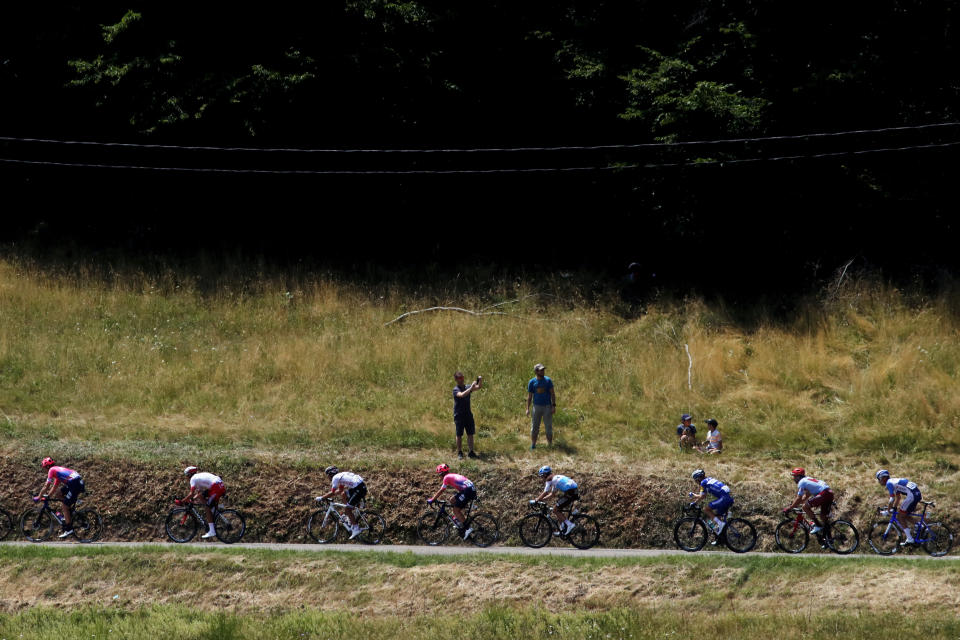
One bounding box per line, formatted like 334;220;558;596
441;473;474;491
797;477;829;496
700;477;731;499
47;466;81;486
886;477;921;512
544;475;578;494
190;472;223;491
331;472;364;490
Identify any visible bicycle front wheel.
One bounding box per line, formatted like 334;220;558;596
215;509;246;544
416;510;452;546
774;519;809;553
867;521;903;555
826;520;859;554
357;511;386;545
922;522;954;557
723;518;758;553
673;517;708;552
165;508;200;543
73;509;104;543
518;513;553;548
20;508;55;542
0;508;14;541
568;514;600;550
467;512;499;548
307;509;340;543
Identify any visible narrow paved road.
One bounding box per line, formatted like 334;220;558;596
5;540;955;559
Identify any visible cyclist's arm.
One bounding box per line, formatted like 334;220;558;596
320;485;345;501
785;491;806;510
535;490;552;502
890;492;904;511
429;486;447;502
690;490;706;502
35;478;54;499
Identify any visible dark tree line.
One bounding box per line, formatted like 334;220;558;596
1;2;959;295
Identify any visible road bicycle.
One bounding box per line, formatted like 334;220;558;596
775;507;859;554
416;499;499;547
306;497;385;544
518;500;600;550
672;502;757;553
0;505;13;541
165;499;246;544
867;501;953;557
19;496;103;543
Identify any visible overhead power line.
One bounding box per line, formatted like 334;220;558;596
0;122;958;154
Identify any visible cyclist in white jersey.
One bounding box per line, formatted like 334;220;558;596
181;466;226;539
875;469;922;544
319;466;367;539
531;466;579;535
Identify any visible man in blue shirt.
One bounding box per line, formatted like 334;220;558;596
676;414;697;451
525;363;556;449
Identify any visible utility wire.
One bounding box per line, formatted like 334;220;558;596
0;122;958;154
0;140;957;175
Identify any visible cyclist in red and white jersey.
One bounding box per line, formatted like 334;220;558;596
34;457;85;539
318;466;367;539
782;467;834;535
181;466;226;539
427;464;476;538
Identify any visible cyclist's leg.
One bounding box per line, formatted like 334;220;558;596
60;485;74;527
452;487;476;528
899;491;921;539
556;491;578;531
345;484;367;526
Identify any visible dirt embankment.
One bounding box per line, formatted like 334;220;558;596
0;458;879;549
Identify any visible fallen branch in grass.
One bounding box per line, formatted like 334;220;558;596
384;306;509;326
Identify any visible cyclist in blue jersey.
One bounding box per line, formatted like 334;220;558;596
689;469;733;534
532;466;579;535
783;467;834;535
875;469;922;544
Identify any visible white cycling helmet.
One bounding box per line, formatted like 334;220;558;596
183;466;198;476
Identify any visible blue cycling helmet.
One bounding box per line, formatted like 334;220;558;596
692;469;705;481
537;465;552;478
875;469;890;482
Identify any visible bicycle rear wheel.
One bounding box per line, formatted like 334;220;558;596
466;512;499;548
568;514;600;550
307;509;340;543
20;508;55;542
826;519;859;554
673;517;708;552
215;509;246;544
774;519;809;553
922;522;953;557
73;509;104;543
357;510;386;545
723;518;758;553
518;513;553;548
416;510;452;546
867;521;903;555
0;508;14;541
165;508;200;543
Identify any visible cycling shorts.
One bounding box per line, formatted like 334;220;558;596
899;487;922;513
709;494;733;515
807;488;834;516
453;486;477;509
346;482;367;507
557;489;580;511
61;477;85;506
204;482;226;506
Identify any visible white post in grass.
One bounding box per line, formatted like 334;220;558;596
685;344;693;391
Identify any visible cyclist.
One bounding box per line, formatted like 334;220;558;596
318;465;367;540
531;465;578;535
688;469;732;535
180;466;226;539
875;469;922;545
34;457;85;539
427;464;476;539
783;467;834;536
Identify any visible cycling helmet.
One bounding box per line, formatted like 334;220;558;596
537;465;552;478
436;463;449;475
791;467;805;482
325;465;339;477
183;466;198;476
692;469;706;481
876;469;890;482
41;457;55;468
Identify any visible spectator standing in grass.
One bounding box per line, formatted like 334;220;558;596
452;371;481;459
697;418;722;454
677;413;697;451
526;363;556;449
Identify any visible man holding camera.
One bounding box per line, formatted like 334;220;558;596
453;370;482;459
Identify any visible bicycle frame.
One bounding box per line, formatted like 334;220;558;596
529;501;577;535
316;498;364;528
880;502;933;543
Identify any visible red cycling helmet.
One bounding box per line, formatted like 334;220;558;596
41;457;55;468
436;463;449;475
791;467;805;481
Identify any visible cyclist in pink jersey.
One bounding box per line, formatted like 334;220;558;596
35;457;85;538
427;463;476;537
180;466;226;539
